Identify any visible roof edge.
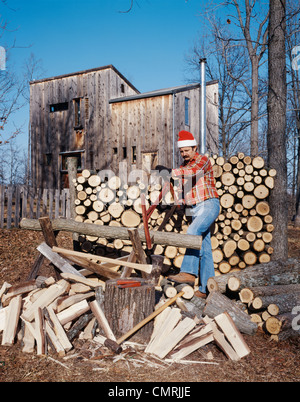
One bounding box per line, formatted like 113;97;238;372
30;64;140;94
109;80;218;104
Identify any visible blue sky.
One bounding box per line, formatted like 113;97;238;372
2;0;214;150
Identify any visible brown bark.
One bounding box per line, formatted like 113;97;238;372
267;0;288;259
104;278;155;343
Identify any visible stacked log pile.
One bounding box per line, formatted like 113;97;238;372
205;258;300;340
72;153;276;275
72;168;190;271
210;153;276;273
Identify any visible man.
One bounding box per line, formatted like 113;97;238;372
168;130;220;298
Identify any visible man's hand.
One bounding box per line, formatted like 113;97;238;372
155;165;171;173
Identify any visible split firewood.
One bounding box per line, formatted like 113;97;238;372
1;295;22;346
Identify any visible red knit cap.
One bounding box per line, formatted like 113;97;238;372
177;130;197;148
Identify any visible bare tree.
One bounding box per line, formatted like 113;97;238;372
185;19;253;157
286;0;300;225
267;0;288;258
204;1;269;156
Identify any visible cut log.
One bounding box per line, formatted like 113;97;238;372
203;291;258;335
246;283;300;299
220;193;234;209
218;261;231;274
223;239;237;258
253;184;269;199
251;292;300;315
88;174;101;187
242;195;257;209
252;156;265;169
239;288;254;304
246;216;263;232
214;259;300;293
104;278;155;343
20;218;203;250
120;210;141;227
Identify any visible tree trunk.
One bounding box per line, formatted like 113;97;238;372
20;218;202;250
267;0;288;259
250;56;259;156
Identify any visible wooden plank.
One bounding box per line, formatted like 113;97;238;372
0;306;8;331
203;315;240;361
54;291;95;313
52;246;153;274
45;305;73;352
169;324;214;361
60;272;103;288
145;307;182;354
56;299;90;326
14;185;21;227
37;243;85;277
1;280;37;307
6;185;13;229
34;307;46;355
90;299;116;341
154;317;197;359
214;312;251;359
1;295;22;345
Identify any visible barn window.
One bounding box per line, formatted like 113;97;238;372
50;102;68;113
123;147;127;159
132;146;137;163
120;83;125;93
74;98;82;128
60;151;83;172
185;97;190;126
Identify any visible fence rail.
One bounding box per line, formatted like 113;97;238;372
0;185;71;229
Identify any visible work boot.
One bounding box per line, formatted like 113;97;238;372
167;272;195;286
194;290;207;299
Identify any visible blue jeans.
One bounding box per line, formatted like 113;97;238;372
180;198;220;293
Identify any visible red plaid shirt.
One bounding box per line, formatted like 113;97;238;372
172;152;219;205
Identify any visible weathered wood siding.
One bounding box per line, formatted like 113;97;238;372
30;66;139;189
110;82;219;172
110;94;173;174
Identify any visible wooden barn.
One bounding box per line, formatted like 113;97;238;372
29;64;218;189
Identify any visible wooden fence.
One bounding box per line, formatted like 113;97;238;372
0;185;71;229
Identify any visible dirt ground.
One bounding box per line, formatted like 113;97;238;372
0;225;299;383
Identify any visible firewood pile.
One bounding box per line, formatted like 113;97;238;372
72;152;276;274
0;270;251;364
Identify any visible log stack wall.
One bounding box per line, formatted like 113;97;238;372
72;152;276;276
